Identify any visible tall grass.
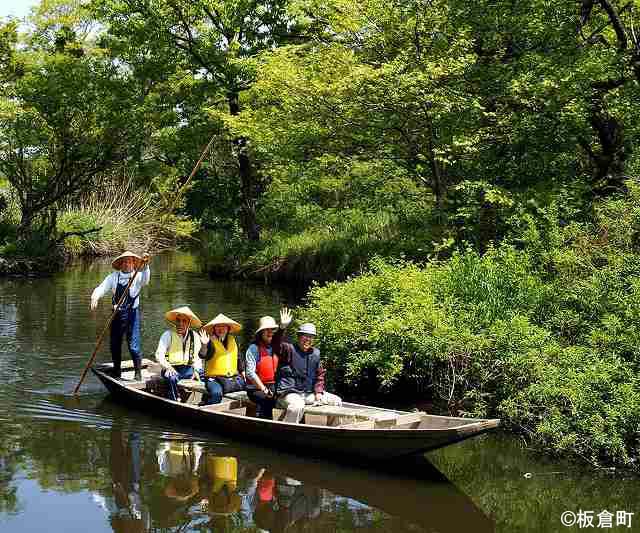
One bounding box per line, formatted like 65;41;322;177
57;178;198;258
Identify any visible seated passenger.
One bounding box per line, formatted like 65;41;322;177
155;306;207;401
275;310;342;423
199;314;245;405
244;313;290;420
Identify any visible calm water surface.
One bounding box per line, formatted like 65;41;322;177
1;252;639;532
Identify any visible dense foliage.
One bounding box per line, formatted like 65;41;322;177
302;185;640;467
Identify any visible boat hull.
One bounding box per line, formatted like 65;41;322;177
91;367;499;461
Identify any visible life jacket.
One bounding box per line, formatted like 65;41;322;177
166;330;195;366
206;456;240;514
254;343;278;385
206;456;237;490
276;345;320;395
204;336;238;377
258;474;275;502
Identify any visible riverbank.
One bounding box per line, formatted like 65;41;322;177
0;254;60;276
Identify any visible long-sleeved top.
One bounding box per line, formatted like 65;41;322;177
277;333;326;394
244;343;273;384
91;266;151;309
155;330;205;371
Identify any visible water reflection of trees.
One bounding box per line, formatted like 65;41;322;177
0;437;21;516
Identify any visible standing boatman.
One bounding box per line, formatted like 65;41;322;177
90;251;151;380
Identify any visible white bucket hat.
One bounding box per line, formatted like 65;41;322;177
204;313;242;335
165;306;203;328
297;323;317;336
255;316;278;334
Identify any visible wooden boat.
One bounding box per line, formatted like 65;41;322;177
91;359;500;461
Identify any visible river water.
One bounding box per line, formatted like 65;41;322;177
0;252;638;533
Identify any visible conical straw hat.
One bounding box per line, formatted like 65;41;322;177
204;314;242;335
255;316;278;334
165;306;202;328
112;251;143;271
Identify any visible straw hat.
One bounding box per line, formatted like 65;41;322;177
204;314;242;335
165;306;203;328
112;251;143;271
255;316;278;334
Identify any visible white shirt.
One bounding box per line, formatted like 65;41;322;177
91;266;151;309
155;330;204;371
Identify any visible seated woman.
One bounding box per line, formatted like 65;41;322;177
244;310;291;419
199;314;245;405
155;306;208;401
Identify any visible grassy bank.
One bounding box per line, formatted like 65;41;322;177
293;187;640;469
0;179;197;274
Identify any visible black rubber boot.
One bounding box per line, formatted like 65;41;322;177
134;366;142;381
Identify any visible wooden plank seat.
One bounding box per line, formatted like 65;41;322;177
303;405;376;426
98;358;156;371
178;379;207;393
304;405;421;428
177;381;252;407
223;390;249;401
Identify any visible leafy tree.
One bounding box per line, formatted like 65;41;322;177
0;19;144;248
92;0;311;241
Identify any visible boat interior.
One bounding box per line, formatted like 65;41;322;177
98;359;484;431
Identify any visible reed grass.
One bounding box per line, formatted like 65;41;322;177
57;177;197;258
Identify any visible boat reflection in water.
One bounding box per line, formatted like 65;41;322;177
101;423;494;532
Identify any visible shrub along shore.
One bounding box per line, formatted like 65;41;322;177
297;188;640;470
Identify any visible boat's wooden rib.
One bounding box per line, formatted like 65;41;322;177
91;365;500;461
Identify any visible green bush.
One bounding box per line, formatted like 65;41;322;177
301;187;640;467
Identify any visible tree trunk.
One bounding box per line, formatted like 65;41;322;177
427;118;446;212
588;91;629;195
228;91;261;242
17;204;35;245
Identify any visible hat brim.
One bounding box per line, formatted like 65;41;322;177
204;323;241;335
165;309;203;328
203;314;242;335
255;325;279;334
112;253;143;271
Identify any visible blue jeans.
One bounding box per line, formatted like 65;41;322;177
110;308;142;376
162;365;194;401
201;376;223;405
248;384;276;419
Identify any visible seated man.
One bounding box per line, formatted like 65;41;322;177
155;306;207;401
275;309;342;423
